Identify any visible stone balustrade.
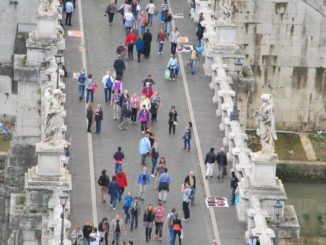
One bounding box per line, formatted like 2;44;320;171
194;1;299;244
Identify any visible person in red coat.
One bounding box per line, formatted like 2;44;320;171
125;29;137;60
115;167;128;201
142;82;153;98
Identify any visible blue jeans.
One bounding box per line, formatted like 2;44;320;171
183;138;191;150
172;230;181;245
86;89;94;103
191;60;196;74
95;120;101;133
141;154;147;165
231;187;236;205
104;87;112;103
114;163;121;173
140;25;145;35
168;225;173;245
78;84;85;99
124;206;130;223
83;237;90;245
159;42;164;53
112;231;121;245
148;13;153;26
110;194;118;208
151;157;158;174
130;213;138;230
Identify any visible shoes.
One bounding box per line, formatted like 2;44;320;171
205;175;208;179
210;176;213;178
113;207;116;210
87;130;91;133
218;176;220;180
151;174;155;178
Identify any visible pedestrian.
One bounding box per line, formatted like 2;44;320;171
205;147;216;178
150;91;160;122
138;104;150;133
119;89;130;109
146;0;155;26
128;241;134;245
168;106;178;135
123;191;134;224
138;11;147;36
182;182;192;220
166;55;178;80
113;55;126;79
77;69;87;101
216;147;228;179
94;104;103;134
98;170;110;204
86;74;95;103
130;93;140;124
230;171;239;205
130;197;141;231
111;214;126;245
184;170;196;205
119;99;131;130
112;90;121;120
116;42;127;58
143;204;155;242
163;10;173;36
146;126;155;147
140;95;151;111
157;28;165;55
139;134;151;165
135;35;144;63
182;122;192;151
86;102;93;133
89;227;101;245
189;46;198;75
165;208;176;245
150;142;159;177
248;235;258;245
105;1;117;25
115;168;128;201
137;167;151;200
153;202;166;241
124;8;135;35
143;28;152;58
160;0;169;22
108;176;120;210
82;221;93;245
158;168;170;202
141;74;155;87
154;157;167;189
65;0;74;26
125;29;137;60
142;82;154;98
98;217;110;245
71;225;83;245
102;71;113;104
130;0;138;20
113;146;125;173
171;213;183;245
169;28;179;55
196;21;205;45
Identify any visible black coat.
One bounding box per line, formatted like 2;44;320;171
113;58;125;73
205;151;216;164
168;111;177;124
143;32;152;44
184;175;196;189
216;151;227;166
143;210;155;222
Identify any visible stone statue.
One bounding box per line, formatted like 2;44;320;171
219;0;232;22
42;89;64;146
254;94;277;154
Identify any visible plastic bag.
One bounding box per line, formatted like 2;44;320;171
165;69;170;80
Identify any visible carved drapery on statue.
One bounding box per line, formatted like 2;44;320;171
254;94;277;154
41;88;64;146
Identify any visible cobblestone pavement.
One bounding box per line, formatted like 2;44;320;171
64;0;246;244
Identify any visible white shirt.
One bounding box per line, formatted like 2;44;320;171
124;12;134;21
169;31;179;43
65;2;74;13
140;98;151;111
102;75;113;89
146;3;155;14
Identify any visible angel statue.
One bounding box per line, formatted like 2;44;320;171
219;0;232;22
254;94;277;154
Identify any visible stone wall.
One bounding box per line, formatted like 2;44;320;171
230;0;326;131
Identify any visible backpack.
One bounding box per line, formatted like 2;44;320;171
78;73;86;84
167;213;175;226
231;176;238;189
155;207;165;220
106;76;113;88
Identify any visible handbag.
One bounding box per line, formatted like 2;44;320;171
173;121;178;125
165;69;170;80
180;230;184;239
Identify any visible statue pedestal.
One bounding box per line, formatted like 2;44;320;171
216;20;237;47
36;142;64;176
250;152;278;186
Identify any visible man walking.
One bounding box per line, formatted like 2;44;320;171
102;71;113;104
77;69;87;101
205;147;216;179
216;147;227;179
230;171;239;205
111;214;126;245
115;168;128;201
153;202;166;241
165;208;176;245
184;170;196;205
130;197;140;231
113;146;125;173
143;28;153;58
65;0;74;26
139;134;151;165
113;55;126;79
137;167;151;200
98;170;110;204
125;29;137;60
158;168;170;202
169;28;179;55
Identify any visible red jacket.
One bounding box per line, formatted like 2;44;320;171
142;86;153;98
115;172;128;187
125;32;137;45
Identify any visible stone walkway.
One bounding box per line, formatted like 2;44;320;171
64;0;246;244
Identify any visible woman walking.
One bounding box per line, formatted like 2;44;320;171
130;93;140;124
182;121;192;151
154;157;167;189
157;28;165;55
168;106;177;135
95;104;103;134
86;102;93;133
124;8;135;35
138;11;147;36
150;92;160;122
108;176;120;210
172;213;183;245
112;90;121;120
146;0;155;26
150;142;159;177
105;1;117;25
71;225;83;245
143;204;155;242
86;74;96;103
138;104;150;133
